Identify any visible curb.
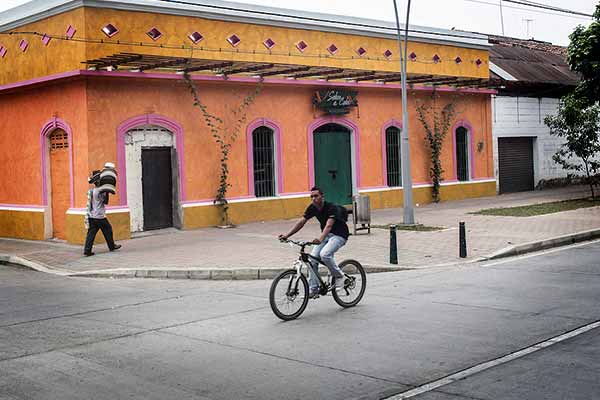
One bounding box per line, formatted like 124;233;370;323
3;229;599;280
0;254;71;276
0;255;407;280
66;265;408;280
483;228;600;260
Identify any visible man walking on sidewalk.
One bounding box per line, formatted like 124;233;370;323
83;170;121;256
279;187;349;298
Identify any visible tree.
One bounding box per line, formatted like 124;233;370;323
415;93;456;203
566;3;600;107
544;98;600;199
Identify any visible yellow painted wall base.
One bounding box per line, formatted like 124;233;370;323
183;196;310;229
184;181;497;228
66;212;131;245
0;210;45;240
1;182;495;241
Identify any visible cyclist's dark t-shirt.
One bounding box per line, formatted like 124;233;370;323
303;201;349;240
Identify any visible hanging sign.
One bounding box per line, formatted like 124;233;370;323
313;89;358;115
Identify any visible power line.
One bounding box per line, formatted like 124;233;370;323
153;0;594;32
0;30;485;65
152;0;490;41
463;0;592;19
502;0;593;17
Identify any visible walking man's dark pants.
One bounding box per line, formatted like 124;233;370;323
84;218;117;254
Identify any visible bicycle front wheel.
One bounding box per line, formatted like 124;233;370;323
269;269;309;321
332;259;366;308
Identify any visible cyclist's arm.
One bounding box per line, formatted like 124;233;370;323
281;217;307;239
317;217;335;242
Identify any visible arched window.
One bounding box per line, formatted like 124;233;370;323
455;126;470;181
385;126;402;187
252;126;276;197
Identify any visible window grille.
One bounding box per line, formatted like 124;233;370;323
49;130;69;150
456;127;469;181
252;127;275;197
385;126;402;187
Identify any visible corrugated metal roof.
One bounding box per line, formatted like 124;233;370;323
489;43;579;86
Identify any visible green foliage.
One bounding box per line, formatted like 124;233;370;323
544;98;600;198
415;94;456;203
183;72;263;225
566;2;600;106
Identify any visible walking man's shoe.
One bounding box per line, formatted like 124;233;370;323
111;244;122;251
84;252;95;257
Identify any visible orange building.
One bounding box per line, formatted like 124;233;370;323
0;0;496;244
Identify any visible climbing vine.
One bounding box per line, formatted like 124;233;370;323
183;71;263;226
415;92;456;203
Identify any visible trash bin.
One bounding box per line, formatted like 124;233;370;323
352;194;371;234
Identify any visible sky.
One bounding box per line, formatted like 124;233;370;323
0;0;596;46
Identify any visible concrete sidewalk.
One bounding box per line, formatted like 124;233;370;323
1;185;599;279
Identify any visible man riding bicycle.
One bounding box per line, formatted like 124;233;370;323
279;187;349;298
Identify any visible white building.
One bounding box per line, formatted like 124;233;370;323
488;36;579;194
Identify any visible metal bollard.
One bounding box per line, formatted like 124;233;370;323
390;225;398;264
459;221;467;258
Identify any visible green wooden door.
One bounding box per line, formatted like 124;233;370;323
314;130;352;205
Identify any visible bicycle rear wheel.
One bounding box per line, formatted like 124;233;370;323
332;259;366;308
269;269;309;321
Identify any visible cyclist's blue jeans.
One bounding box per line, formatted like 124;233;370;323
308;233;346;291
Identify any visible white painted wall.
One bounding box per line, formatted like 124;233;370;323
124;126;174;232
492;96;565;189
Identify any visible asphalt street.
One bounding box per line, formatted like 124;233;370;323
1;240;599;400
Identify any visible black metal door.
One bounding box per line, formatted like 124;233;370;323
456;128;469;181
142;147;173;230
498;137;534;193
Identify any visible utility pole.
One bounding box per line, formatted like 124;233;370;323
392;0;415;225
499;0;505;35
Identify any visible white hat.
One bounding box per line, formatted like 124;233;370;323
104;162;115;169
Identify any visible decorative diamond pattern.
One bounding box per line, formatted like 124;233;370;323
327;44;338;55
296;40;308;52
66;25;76;39
147;27;162;41
475;58;483;66
189;31;204;44
101;24;119;38
455;56;462;64
263;38;276;49
409;52;417;61
41;34;51;46
0;46;7;58
432;54;441;63
227;34;241;47
356;47;367;56
19;39;28;52
383;49;393;58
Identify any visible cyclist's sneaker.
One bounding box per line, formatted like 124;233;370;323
309;288;320;299
335;276;346;290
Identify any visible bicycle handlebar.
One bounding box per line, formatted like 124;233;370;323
279;238;314;247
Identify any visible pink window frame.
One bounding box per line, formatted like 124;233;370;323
307;116;361;189
116;114;187;206
40;117;74;207
451;120;476;181
246;118;283;197
381;119;403;187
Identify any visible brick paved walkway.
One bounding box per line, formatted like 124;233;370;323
1;185;599;278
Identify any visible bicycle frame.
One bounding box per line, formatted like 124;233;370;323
294;242;334;294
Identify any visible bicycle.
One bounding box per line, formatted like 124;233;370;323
269;238;366;321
